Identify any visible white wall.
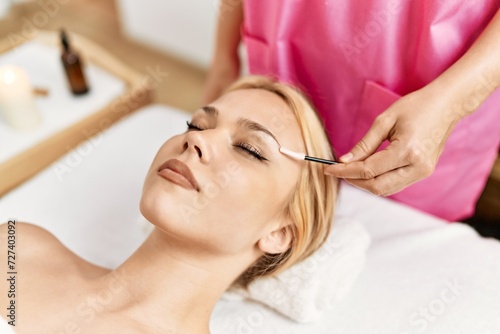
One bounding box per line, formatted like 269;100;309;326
117;0;218;69
0;0;13;18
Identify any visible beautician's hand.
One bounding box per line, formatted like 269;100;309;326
324;9;500;196
324;87;461;196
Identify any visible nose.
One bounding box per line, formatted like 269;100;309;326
183;131;211;163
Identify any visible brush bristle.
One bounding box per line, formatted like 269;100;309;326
279;147;306;160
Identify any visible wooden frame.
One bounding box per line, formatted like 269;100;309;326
0;30;154;196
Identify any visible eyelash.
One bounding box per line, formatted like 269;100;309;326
186;121;203;131
186;121;267;162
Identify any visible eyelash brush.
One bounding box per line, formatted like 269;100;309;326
279;147;338;165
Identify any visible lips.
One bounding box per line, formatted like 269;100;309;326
157;159;200;191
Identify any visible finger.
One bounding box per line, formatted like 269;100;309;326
324;147;406;179
340;114;394;163
324;160;371;179
345;164;422;196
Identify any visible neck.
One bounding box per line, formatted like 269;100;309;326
88;226;257;333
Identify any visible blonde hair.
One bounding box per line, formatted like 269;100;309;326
223;75;339;287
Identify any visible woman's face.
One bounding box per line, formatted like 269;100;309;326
140;88;305;256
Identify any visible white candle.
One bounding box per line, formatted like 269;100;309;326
0;65;41;131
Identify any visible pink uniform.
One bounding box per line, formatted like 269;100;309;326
242;0;500;221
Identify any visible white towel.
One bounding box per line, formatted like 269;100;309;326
223;215;371;323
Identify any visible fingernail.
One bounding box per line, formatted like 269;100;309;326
340;152;353;162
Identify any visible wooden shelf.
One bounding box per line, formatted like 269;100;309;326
0;30;154;196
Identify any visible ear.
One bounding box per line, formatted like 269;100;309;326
257;223;293;255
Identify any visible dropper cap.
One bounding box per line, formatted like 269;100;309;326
60;29;70;51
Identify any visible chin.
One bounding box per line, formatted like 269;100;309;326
139;184;198;237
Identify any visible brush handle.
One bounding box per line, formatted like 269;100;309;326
305;156;338;165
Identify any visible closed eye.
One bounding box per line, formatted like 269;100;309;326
234;142;268;162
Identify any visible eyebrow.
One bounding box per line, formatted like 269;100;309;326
201;105;280;146
202;105;218;117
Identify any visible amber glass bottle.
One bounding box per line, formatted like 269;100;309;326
60;29;89;95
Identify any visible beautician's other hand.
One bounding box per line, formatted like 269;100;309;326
202;54;240;104
324;87;461;196
203;0;243;104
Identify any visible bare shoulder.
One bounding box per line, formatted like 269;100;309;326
0;222;110;331
0;220;57;236
0;220;61;242
0;221;68;258
0;221;110;275
0;221;72;324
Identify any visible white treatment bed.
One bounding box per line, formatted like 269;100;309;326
1;105;500;334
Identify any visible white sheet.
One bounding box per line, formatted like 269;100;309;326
1;104;499;334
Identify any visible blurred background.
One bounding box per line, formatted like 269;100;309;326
0;0;213;112
1;0;499;236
